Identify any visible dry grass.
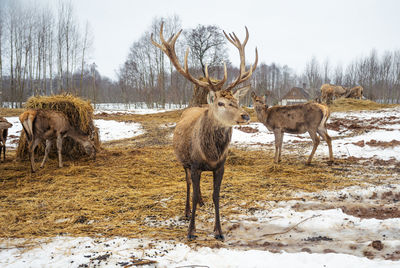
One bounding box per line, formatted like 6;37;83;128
0;99;397;245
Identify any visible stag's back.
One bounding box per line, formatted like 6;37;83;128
266;103;328;134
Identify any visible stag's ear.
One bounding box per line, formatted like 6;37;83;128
234;85;251;100
207;91;217;104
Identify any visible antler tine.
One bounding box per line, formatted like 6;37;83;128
214;63;228;88
240;47;258;79
223;27;257;92
204;63;228;91
151;22;210;88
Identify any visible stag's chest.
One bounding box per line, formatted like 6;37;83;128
194;127;232;171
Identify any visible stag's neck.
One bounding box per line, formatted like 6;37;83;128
197;110;232;164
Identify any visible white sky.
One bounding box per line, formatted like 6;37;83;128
39;0;400;80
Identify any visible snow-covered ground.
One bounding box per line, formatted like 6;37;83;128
2;106;400;267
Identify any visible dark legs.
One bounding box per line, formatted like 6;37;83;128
188;168;201;240
213;165;224;240
184;167;204;220
187;165;224;241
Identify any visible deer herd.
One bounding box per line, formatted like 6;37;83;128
1;23;366;241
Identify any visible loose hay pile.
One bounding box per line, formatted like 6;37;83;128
16;94;100;159
330;98;397;112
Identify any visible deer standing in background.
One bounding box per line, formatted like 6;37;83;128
0;117;13;162
151;23;257;240
19;109;96;172
251;92;333;165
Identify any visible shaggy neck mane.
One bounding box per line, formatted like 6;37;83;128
199;109;232;163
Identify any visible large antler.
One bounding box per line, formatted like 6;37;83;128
151;22;227;91
223;26;258;92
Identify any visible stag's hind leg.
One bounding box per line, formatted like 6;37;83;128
307;130;320;165
317;127;334;164
40;139;53;168
29;138;42;172
273;130;284;163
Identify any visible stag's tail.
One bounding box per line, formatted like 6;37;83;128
19;110;37;141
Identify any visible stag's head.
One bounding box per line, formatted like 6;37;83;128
151;23;258;127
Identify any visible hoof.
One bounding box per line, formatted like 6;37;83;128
199;199;205;207
187;234;198;241
327;160;334;166
214;234;225;241
305;162;312;166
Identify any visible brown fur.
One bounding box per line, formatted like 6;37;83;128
345;86;363;99
320;84;347;103
19;109;96;172
251;92;333;165
0;117;13;162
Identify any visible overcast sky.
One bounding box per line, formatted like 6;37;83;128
39;0;400;80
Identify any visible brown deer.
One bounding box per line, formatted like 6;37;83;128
345;85;363;99
320;84;347;103
251;92;333;165
0;117;13;162
19;109;96;172
151;23;257;240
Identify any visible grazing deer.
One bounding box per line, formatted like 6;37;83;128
0;117;13;162
151;23;257;240
19;109;96;172
345;85;363;99
251;92;333;165
320;84;347;104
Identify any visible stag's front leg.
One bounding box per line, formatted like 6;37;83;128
56;134;63;168
188;169;201;240
40;139;52;168
184;168;191;219
213;165;225;240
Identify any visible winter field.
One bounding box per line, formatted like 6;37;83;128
1;101;400;267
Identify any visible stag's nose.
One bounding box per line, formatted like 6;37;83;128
241;114;250;122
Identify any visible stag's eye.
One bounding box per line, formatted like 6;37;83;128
218;102;225;107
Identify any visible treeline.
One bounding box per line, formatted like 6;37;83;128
0;0;119;108
1;2;399;108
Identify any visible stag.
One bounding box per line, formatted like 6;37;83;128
320;84;347;104
0;117;13;162
151;23;257;240
251;92;333;165
19;109;96;172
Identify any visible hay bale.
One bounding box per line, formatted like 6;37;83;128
17;94;100;159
